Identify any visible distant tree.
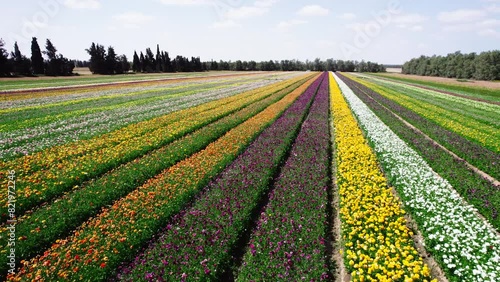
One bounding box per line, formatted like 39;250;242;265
161;51;172;72
144;48;155;72
11;42;32;76
209;60;217;71
235;60;243;71
44;39;57;61
132;51;141;72
193;57;203;72
86;42;106;74
31;37;44;75
313;58;325;71
105;46;117;74
462;53;476;79
140;52;146;72
120;55;130;73
403;50;499;80
474;51;500;80
248;60;257;71
325;58;334;71
0;39;11;76
155;44;162;72
171;58;177;72
115;54;130;74
44;39;73;76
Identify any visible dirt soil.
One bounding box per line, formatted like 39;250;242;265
381;73;500;90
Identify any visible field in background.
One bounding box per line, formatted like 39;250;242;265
385;67;402;73
376;72;500;90
0;70;252;91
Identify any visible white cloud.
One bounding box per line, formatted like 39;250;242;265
339;13;356;20
417;43;428;49
316;39;336;49
112;12;155;29
158;0;213;5
477;18;500;28
64;0;101;9
345;22;366;32
442;17;500;37
211;20;241;29
410;25;423;32
297;5;329;17
392;13;427;25
478;28;500;37
438;9;486;23
226;6;267;20
254;0;280;8
486;4;500;13
276;19;307;31
212;0;279;27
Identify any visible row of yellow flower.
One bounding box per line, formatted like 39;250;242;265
9;74;320;281
0;75;310;221
330;73;434;282
344;73;500;153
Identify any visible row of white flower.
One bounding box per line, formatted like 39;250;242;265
333;72;500;282
355;73;500;117
0;78;279;159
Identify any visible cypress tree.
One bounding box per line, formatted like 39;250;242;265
132;51;140;72
31;37;44;74
0;39;10;76
140;52;145;72
11;42;31;75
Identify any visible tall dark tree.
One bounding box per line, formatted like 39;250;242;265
86;42;106;74
0;39;11;76
44;39;73;76
140;52;146;72
144;48;155;72
235;60;243;71
132;51;141;72
44;39;57;61
155;44;162;72
210;60;218;71
161;51;172;72
105;46;117;74
11;42;31;75
115;55;130;74
31;37;44;74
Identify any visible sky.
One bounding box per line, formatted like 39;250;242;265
1;0;499;64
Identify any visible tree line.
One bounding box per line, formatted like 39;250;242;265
208;58;385;72
0;38;74;76
83;42;388;73
1;38;387;77
402;50;500;81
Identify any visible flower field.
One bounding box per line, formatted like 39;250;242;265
1;71;499;281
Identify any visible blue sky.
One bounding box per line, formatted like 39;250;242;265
1;0;499;64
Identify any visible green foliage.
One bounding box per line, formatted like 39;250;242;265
86;42;128;75
43;39;74;76
402;50;500;80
